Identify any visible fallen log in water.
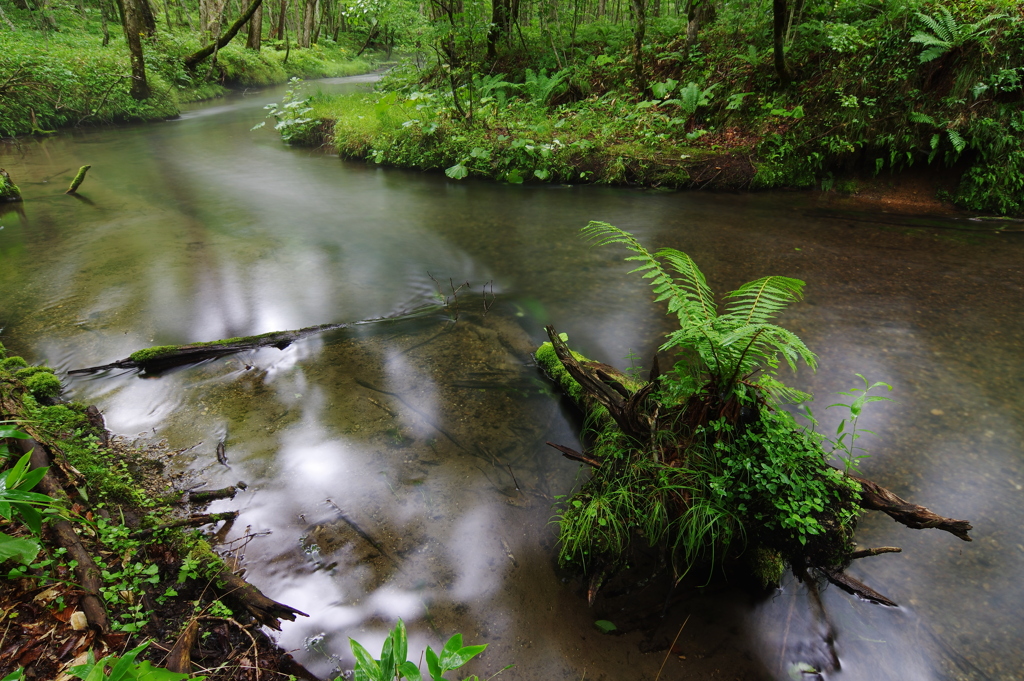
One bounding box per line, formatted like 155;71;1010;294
68;303;446;375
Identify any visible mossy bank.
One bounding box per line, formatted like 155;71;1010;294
272;2;1024;215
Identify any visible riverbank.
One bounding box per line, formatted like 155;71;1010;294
0;349;315;679
277;5;1024;216
0;23;373;138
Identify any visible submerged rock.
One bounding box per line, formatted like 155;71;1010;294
0;169;22;202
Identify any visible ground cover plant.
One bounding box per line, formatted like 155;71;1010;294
535;223;972;602
273;0;1024;214
0;343;310;679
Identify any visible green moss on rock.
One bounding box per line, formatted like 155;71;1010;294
0;356;29;371
25;372;62;399
15;366;55;379
0;342;7;359
0;170;22;202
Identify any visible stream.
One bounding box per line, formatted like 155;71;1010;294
1;75;1022;681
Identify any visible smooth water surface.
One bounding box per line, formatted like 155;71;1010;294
1;78;1022;681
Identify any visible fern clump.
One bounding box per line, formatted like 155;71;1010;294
542;223;868;587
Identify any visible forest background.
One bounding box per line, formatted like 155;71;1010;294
2;0;1024;213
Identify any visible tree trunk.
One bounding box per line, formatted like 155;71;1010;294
486;0;512;61
772;0;790;85
246;1;262;49
122;0;151;99
299;0;313;46
184;0;265;68
139;0;157;34
630;0;646;89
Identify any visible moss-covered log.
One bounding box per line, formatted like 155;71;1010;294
69;303;446;375
536;325;971;605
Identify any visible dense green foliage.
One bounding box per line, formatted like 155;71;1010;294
272;0;1024;214
538;224;880;584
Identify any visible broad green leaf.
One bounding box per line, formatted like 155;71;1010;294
424;646;441;681
444;164;468;180
108;643;149;681
0;427;31;439
350;639;383;681
398;661;421;681
0;534;40;565
392;619;408;670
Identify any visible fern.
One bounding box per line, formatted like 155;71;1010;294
583;222;816;402
521;68;571;106
910;8;1006;63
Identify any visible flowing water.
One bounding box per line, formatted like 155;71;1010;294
1;76;1022;681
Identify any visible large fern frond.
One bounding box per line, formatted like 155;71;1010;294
582;222;718;329
721;276;806;327
656;248;717;324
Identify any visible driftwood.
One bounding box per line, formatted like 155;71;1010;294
165;619;200;674
850;473;973;541
213;569;309;630
68;303;445;375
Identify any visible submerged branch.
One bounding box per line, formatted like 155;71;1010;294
546;441;603;468
821;568;898;607
68;303;446;375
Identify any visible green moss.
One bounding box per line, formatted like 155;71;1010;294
128;345;181;362
20;394;143;504
15;366;55;379
0;342;7;359
0;173;21;202
750;545;786;588
24;372;62;400
0;356;29;371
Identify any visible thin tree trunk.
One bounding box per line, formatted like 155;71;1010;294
0;2;18;29
772;0;790;85
630;0;646;88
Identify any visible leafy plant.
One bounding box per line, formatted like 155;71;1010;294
666;82;719;118
544;224;867;580
815;375;893;474
68;641;200;681
0;438;62;568
347;620;489;681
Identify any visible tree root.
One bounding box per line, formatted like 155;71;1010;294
212;570;309;631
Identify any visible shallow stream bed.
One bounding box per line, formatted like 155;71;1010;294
1;76;1022;681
